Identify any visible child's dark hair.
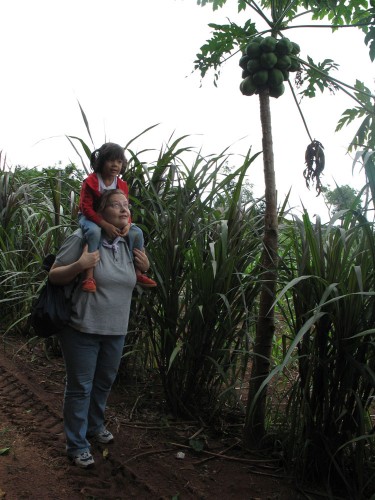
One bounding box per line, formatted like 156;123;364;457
90;142;128;174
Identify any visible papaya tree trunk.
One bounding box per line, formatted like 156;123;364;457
244;89;278;448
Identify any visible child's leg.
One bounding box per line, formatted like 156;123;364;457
79;215;101;291
127;224;156;288
127;223;144;254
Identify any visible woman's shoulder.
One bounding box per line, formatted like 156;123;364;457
55;229;85;264
61;228;85;247
72;228;84;238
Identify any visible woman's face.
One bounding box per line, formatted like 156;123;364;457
102;193;130;229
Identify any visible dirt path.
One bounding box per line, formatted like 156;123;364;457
0;339;302;499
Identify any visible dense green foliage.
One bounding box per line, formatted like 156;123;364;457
277;210;375;497
126;145;263;418
0;165;82;334
192;3;375;496
323;183;362;214
1;136;374;496
2;6;375;482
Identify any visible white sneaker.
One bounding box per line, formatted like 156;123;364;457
92;428;114;444
70;451;95;468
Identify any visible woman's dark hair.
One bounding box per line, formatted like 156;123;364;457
97;189;127;214
90;142;128;174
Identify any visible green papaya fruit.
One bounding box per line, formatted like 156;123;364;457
260;52;277;69
268;68;284;87
275;38;292;56
275;55;291;70
260;36;277;53
252;70;268;86
269;83;285;98
246;58;261;74
289;57;301;72
246;42;261;58
239;54;250;70
240;76;257;96
291;42;301;55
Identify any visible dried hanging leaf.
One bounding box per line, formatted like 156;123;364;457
303;140;325;195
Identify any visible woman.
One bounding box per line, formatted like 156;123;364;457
49;189;149;468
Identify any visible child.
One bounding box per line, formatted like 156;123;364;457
78;142;157;292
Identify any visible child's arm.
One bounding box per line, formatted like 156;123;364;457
98;219;125;239
118;225;130;237
79;181;103;226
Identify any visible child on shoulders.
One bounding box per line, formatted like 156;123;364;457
78;142;156;292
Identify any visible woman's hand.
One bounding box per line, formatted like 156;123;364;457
133;248;150;273
79;244;100;270
49;245;100;285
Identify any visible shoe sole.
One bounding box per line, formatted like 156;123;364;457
75;462;95;469
87;434;114;444
69;458;95;469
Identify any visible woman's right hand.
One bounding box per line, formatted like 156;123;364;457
79;244;100;270
49;244;100;286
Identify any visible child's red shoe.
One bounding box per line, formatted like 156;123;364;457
136;274;157;288
82;278;97;293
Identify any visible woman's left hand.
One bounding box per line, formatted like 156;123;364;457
133;248;150;273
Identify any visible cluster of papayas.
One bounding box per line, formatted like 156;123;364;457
239;36;301;98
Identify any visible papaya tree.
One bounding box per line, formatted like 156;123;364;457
194;0;375;446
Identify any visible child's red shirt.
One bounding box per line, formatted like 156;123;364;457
78;173;130;226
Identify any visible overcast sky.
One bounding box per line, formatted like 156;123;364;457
1;0;374;219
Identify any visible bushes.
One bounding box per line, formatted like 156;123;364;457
0;165;81;335
277;210;375;498
2;137;374;497
125;143;263;419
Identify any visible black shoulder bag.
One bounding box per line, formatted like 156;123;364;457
30;254;77;338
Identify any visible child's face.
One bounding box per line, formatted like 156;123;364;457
102;158;123;178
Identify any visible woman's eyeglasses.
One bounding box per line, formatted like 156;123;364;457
107;202;132;210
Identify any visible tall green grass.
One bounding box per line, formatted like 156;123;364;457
124;141;263;419
276;209;375;497
3;119;375;496
0;166;81;335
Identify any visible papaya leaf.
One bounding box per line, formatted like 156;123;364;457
297;56;340;98
335;81;375;152
196;0;228;10
364;26;375;61
194;20;257;84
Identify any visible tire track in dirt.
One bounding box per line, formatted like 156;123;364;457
0;351;164;499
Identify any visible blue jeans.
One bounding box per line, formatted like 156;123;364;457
78;214;144;253
59;326;125;456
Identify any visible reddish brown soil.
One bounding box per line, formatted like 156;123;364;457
0;336;305;500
